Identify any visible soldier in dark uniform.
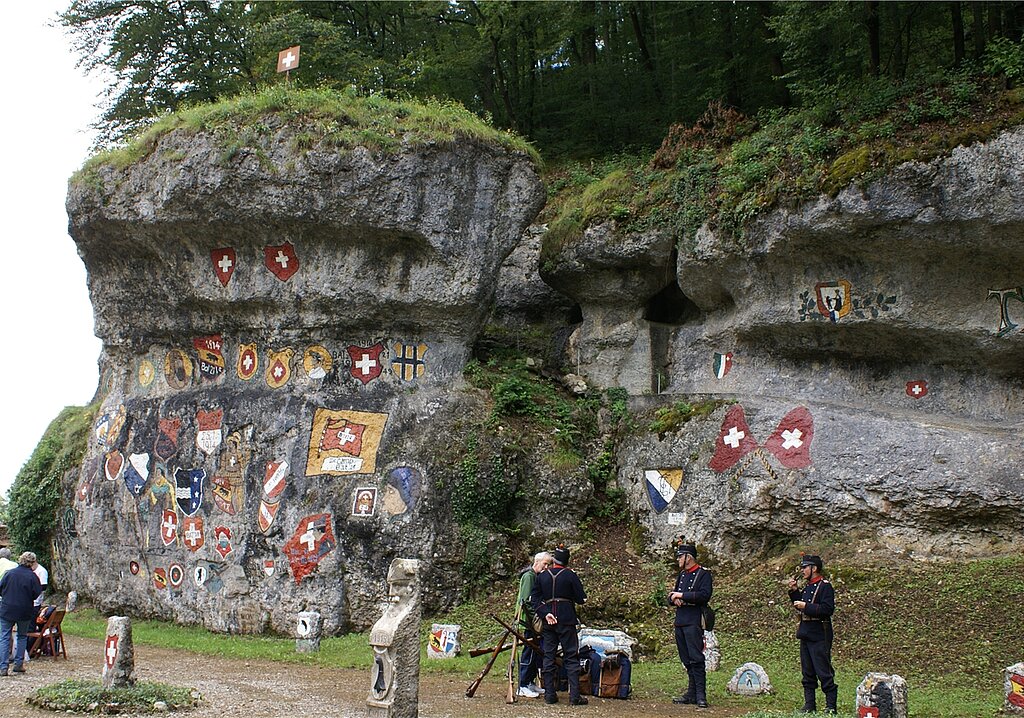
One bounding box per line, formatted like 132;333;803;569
530;544;588;706
788;554;837;714
668;542;713;708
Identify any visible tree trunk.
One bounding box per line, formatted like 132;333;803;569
866;0;881;77
952;2;966;65
629;2;663;102
972;2;986;58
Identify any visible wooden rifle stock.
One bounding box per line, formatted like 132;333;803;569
465;627;512;698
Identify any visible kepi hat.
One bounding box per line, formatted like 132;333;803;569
553;544;570;565
800;554;823;571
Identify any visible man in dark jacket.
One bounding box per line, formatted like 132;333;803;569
531;544;587;706
788;554;837;714
668;542;713;708
0;551;43;676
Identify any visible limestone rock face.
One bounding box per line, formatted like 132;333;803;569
544;128;1024;559
59;120;545;633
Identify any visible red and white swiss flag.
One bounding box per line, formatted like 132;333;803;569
905;380;928;399
264;242;299;281
709;405;758;472
211;248;236;286
763;407;814;469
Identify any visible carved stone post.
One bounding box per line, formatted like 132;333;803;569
856;672;908;718
367;558;421;718
295;611;322;653
102;616;135;688
1005;662;1024;714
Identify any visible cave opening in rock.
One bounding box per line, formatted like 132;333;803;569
645;280;701;325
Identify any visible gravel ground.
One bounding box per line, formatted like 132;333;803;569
0;636;749;717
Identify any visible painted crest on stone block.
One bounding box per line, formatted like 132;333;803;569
129;561;140;576
283;513;336;584
347;343;385;384
167;563;184;589
154;417;181;462
123;453;150;497
236;343;259;381
709;406;758;472
263;461;288;501
182;516;204;551
262;559;275;577
163;349;194;389
712;352;733;379
905;380;928;399
392;342;427;381
264;242;299;281
174;467;206;516
104;635;119;669
196;409;223;454
258;499;282;534
306;408;388;476
193;334;225;382
763;407;814;469
153;567;168;590
213;526;233;559
858;708;880;718
104;450;124;482
1010;672;1024;708
303;345;333;379
644;469;683;514
138;359;155;388
266;347;295;389
210;247;236;286
211;426;251;515
160;509;178;546
352;487;377;516
815;280;852;322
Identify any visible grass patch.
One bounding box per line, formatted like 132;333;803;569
73;85;539;186
28;679;198;714
648;399;729;438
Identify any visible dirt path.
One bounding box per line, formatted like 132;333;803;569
0;636;752;717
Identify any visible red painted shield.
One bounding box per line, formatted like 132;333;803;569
129;561;140;576
160;509;178;546
168;563;184;589
283;513;336;584
258;499;282;534
104;450;124;481
263;461;288;500
763;407;814;469
153;567;167;590
709;405;758;473
347;343;385;384
237;343;259;381
211;248;236;286
182;516;204;551
214;526;233;558
264;242;299;281
154;417;181;461
1010;674;1024;707
905;380;928;399
858;707;879;718
104;635;119;669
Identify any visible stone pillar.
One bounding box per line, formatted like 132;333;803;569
295;611;322;653
856;673;908;718
1005;662;1024;714
703;630;720;672
426;624;461;659
65;591;78;613
367;558;421;718
102;616;135;688
726;662;772;696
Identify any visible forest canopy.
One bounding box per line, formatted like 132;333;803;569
61;1;1024;156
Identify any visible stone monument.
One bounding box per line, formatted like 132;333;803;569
1005;662;1024;714
426;623;460;659
856;672;908;718
102;616;135;688
726;662;772;696
295;611;322;653
65;591;78;612
703;630;720;672
367;558;422;718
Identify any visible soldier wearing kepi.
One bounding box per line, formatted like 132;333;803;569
531;544;588;706
668;541;713;708
788;554;837;714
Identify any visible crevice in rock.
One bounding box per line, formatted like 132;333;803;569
644;280;701;326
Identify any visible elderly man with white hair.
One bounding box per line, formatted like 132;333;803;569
0;552;43;676
0;548;17;581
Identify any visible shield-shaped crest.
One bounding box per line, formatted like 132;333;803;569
644;468;683;514
174;467;206;516
154;417;181;461
283;513;336;584
196;409;223;454
129;561;140;576
263;461;288;501
906;380;928;398
194;561;227;593
211;474;235;515
104;635;119;670
104;450;124;481
193;335;225;382
237;343;259;381
266;347;294;389
123;453;150;497
138;359;155;388
94;412;111;447
347;343;385;384
168;563;184;589
391;342;428;381
264;242;299;281
213;526;233;559
160;509;178;546
763;407;814;470
815;279;852;322
262;559;275;577
106;405;127;446
153;567;168;590
303;345;333;380
210;247;236;286
713;352;734;379
257;499;282;534
709;405;759;473
182;516;204;551
163;349;193;389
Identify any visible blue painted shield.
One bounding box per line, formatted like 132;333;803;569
123;453;150;497
174;467;206;516
643;469;683;514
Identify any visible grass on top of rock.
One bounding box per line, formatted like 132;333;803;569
540;70;1024;264
73;84;539;185
28;679;199;714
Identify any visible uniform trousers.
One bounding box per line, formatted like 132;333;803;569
800;634;837;694
541;622;581;700
674;624;707;700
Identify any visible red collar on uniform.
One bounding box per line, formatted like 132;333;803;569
809;575;823;584
553;563;566;569
686;564;701;573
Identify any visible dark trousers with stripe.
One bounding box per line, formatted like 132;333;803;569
674;624;707;701
800;636;837;702
542;622;581;700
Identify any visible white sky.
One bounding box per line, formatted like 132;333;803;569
0;2;104;497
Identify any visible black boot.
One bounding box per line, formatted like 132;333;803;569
672;673;695;704
824;687;838;715
799;686;817;713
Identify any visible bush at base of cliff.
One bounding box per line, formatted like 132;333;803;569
7;405;96;566
28;679;198;714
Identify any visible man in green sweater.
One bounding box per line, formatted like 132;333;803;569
516;551;553;698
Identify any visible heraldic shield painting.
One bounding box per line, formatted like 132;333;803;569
305;408;388;476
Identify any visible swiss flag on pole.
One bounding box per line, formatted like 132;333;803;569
709;405;758;472
763;407;814;469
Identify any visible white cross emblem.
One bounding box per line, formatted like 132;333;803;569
217;255;233;273
911;384;923;395
781;428;803;450
274;364;284;379
300;521;317;552
336;427;357;446
282;51;296;69
184;525;202;548
723;426;745;449
275;250;290;269
106;639;118;665
242;354;253;371
355;353;377;375
161;515;176;539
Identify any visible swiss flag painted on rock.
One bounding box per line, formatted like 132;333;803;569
763;407;814;469
709;405;758;472
211;248;236;286
264;242;299;281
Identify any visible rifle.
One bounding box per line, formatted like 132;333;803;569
465;627;512;698
506;603;523;703
469;643;513;658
